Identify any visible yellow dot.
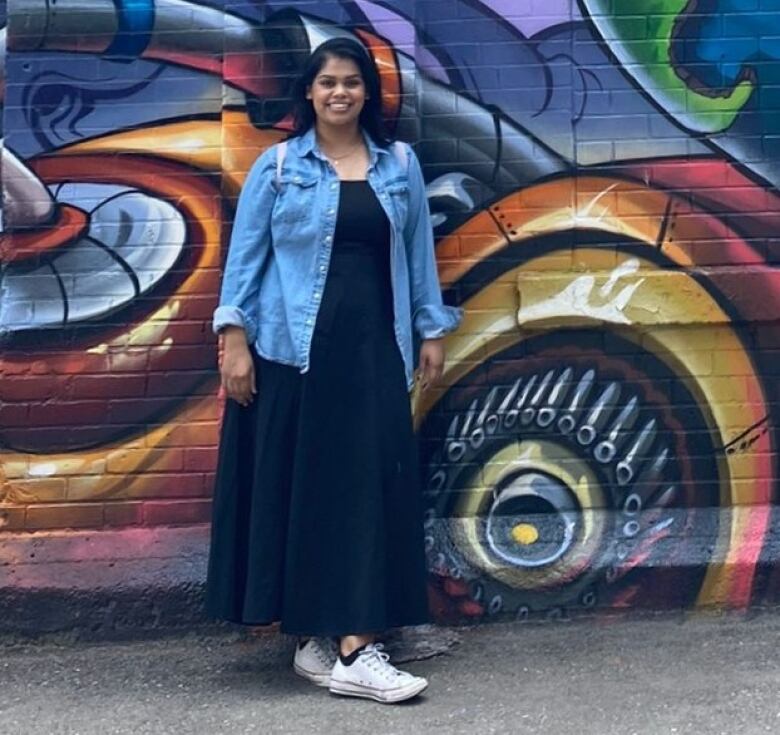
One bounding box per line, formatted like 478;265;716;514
511;523;539;546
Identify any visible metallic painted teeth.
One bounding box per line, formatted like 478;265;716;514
429;365;678;568
461;398;479;437
616;419;657;486
594;395;639;463
521;369;554;426
446;414;460;440
634;487;678;536
498;378;523;413
498;377;523;429
623;493;642;515
475;387;500;441
629;448;670;504
423;359;683;609
577;381;620;446
558;369;595;434
515;374;537;413
648;484;677;509
537;367;573;428
488;595;503;614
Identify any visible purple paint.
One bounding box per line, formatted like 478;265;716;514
354;0;449;83
479;0;579;37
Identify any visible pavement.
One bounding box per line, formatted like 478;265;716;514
3;612;780;735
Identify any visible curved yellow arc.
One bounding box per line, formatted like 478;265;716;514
418;176;772;608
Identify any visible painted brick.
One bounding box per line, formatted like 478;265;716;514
183;447;219;473
4;0;780;626
0;506;26;531
104;502;144;527
25;504;104;531
106;449;185;475
153;421;220;448
146;373;217;397
101;473;208;499
142;500;213;526
71;375;148;400
14;478;68;503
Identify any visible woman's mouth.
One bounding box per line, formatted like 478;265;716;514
328;102;351;112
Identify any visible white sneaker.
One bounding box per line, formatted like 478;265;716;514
329;643;428;703
293;637;339;687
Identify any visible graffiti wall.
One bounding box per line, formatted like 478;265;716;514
1;1;779;622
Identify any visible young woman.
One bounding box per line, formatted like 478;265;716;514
206;37;461;704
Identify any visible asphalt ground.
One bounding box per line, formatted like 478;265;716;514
2;612;780;735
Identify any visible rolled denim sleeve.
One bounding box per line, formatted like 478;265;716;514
213;147;277;343
403;145;463;339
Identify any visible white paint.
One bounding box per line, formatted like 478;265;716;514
518;258;645;326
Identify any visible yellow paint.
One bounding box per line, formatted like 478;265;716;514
56;111;284;196
455;441;605;591
511;523;539;546
414;174;772;609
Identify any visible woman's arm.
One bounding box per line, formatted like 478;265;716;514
214;146;277;404
403;146;463;341
403;146;463;388
213;146;277;344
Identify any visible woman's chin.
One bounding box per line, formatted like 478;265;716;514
320;111;361;127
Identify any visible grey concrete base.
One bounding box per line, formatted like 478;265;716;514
0;526;212;640
0;525;461;659
4;613;780;734
2;507;780;645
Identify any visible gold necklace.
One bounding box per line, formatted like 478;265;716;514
321;140;363;166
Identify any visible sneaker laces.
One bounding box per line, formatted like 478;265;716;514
309;637;338;665
359;643;410;681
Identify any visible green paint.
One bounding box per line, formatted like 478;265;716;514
583;0;754;133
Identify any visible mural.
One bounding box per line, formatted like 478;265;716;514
1;1;779;622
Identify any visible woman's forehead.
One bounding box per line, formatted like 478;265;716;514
316;56;362;78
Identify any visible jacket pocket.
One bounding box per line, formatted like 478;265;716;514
273;173;320;224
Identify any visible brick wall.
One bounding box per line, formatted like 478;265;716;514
2;1;779;620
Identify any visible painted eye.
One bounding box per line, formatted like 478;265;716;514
422;174;774;620
420;333;706;618
1;184;186;333
0;155;222;454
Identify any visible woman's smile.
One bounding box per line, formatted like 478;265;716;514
306;57;367;127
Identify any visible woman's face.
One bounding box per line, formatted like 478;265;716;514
306;55;367;130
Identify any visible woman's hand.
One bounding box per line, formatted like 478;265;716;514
417;338;445;391
219;327;256;406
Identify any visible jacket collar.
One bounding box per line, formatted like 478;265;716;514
295;126;389;165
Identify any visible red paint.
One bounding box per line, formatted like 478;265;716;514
0;205;89;264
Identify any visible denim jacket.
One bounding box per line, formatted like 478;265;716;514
213;127;462;389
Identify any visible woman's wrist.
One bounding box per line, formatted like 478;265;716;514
221;326;250;350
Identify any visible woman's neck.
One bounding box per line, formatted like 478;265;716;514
314;123;363;150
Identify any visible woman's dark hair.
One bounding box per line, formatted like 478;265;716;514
288;37;391;147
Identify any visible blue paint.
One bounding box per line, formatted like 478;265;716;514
669;0;780;187
105;0;156;59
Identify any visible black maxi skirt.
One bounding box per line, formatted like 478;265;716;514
205;181;430;636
